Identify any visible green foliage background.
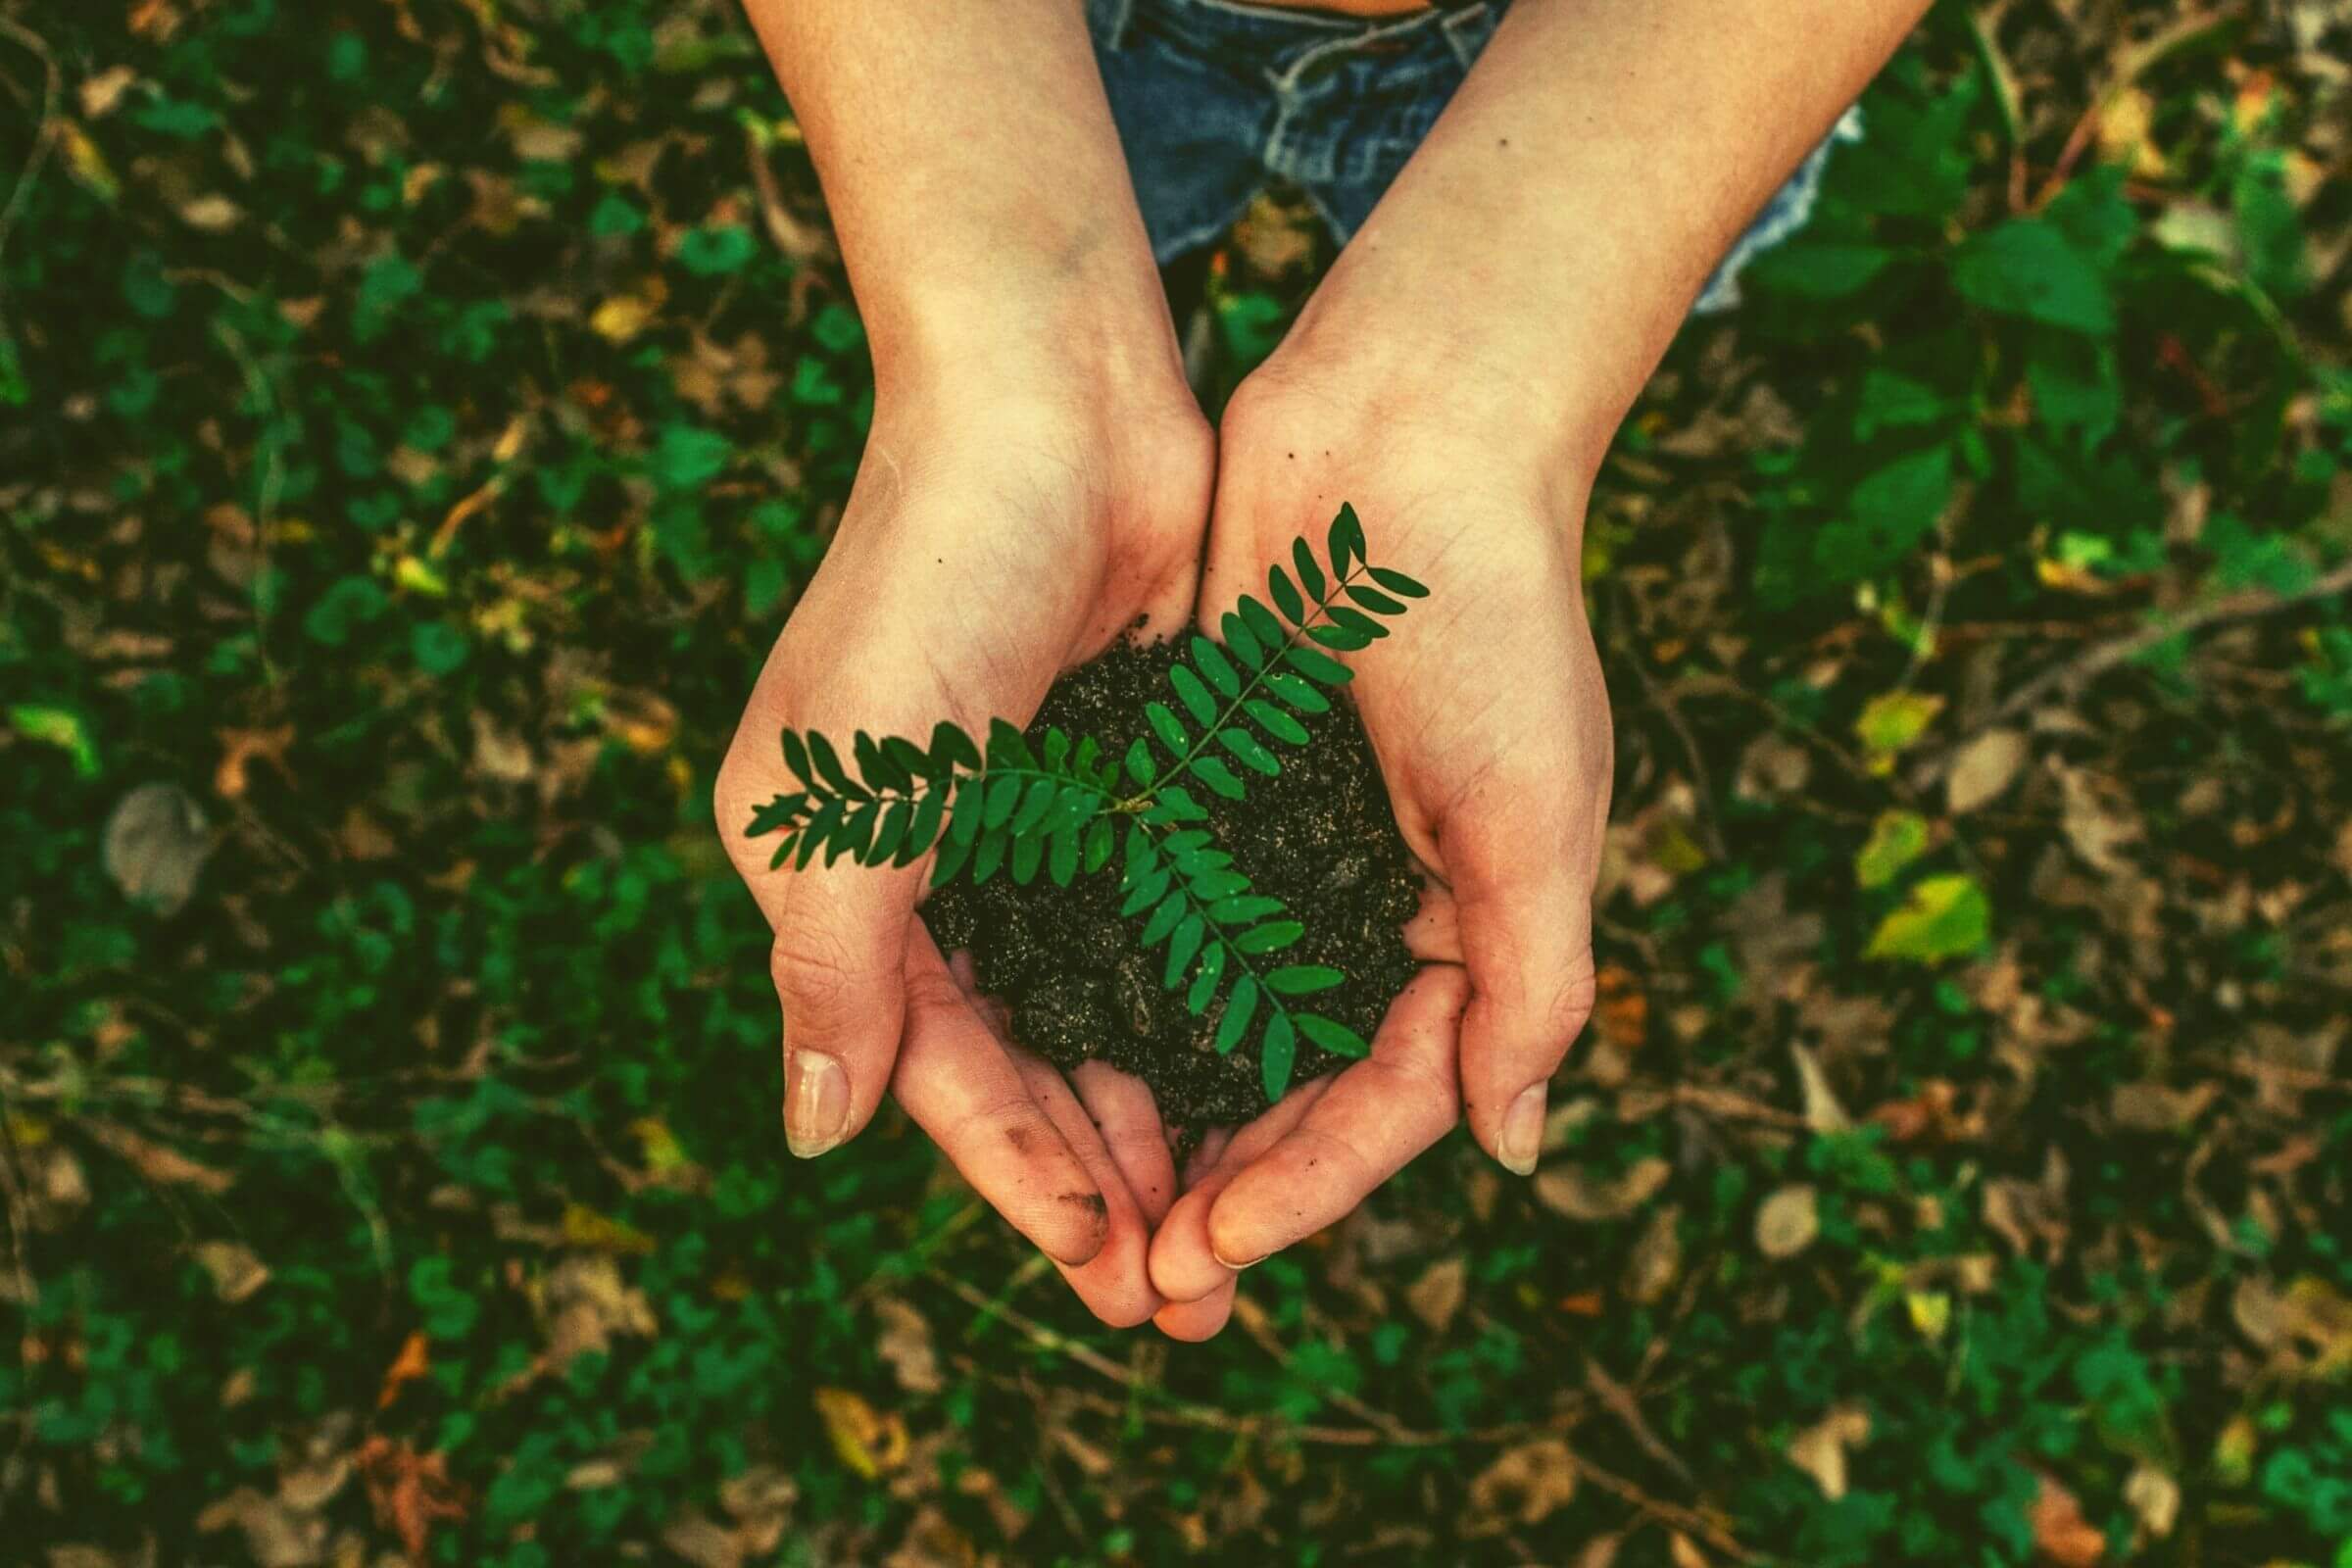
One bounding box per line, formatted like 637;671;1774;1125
2;1;2349;1564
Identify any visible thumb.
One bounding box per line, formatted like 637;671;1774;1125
1446;802;1600;1177
767;864;916;1157
717;749;916;1158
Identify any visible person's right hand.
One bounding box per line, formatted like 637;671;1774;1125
714;361;1212;1326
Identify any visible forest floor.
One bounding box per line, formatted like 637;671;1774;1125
4;1;2351;1564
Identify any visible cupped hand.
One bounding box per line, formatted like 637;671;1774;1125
714;374;1211;1325
1146;363;1614;1329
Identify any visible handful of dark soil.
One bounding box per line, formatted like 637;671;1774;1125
921;639;1421;1130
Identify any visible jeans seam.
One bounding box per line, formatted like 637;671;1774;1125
1089;0;1137;50
1438;2;1495;69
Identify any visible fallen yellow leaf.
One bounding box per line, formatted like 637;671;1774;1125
813;1388;907;1481
591;287;663;344
561;1203;655;1256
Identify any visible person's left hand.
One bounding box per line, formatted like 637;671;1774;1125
1144;346;1616;1336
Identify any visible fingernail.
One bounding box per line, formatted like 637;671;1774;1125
1498;1083;1545;1176
784;1049;850;1157
1212;1245;1267;1272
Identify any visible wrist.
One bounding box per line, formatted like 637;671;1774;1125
1260;261;1626;494
859;332;1212;559
1234;297;1606;544
862;241;1189;418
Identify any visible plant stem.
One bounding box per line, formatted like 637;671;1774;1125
1138;561;1372;803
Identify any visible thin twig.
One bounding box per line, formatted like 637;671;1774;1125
933;1267;1550;1448
210;318;285;686
1611;592;1728;862
2029;6;2243;211
0;17;59;274
0;15;62;400
1923;556;2352;784
0;1081;40;1308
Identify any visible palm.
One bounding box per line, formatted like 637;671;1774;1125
717;403;1211;1325
1145;445;1613;1336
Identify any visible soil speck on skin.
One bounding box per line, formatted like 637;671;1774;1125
921;639;1421;1134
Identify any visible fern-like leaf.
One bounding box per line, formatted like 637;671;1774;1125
742;504;1428;1102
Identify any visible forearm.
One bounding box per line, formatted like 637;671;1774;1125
1274;0;1931;474
743;1;1181;405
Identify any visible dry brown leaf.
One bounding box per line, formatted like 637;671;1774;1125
1054;1426;1117;1477
469;711;535;782
500;106;582;162
1535;1156;1671;1223
194;1241;270;1302
718;1464;799;1532
1592;961;1649;1056
602;687;680;755
2057;765;2144;874
277;1451;351;1513
89;1124;232;1195
216;725;294;800
177;194;242;231
376;1331;430;1410
2282;1277;2352;1374
2030;1473;2105;1567
2108;1080;2218;1131
1736;732;1813;800
1573;1535;1625;1568
103;782;212;913
338;806;397;861
1229;190;1319;278
1464;1437;1577;1536
44;1547;120;1568
1787;1403;1871;1498
953;1464;1030;1543
885;1504;982;1568
2124;1463;2179;1541
196;1487;323;1568
543;1254;658;1369
78;65;140;118
873;1298;944;1394
1404;1255;1469;1334
1946;727;2028;814
1728;874;1826;1002
1789;1042;1851;1133
127;0;181;41
1755;1185;1821;1259
662;1508;742;1568
354;1438;467;1561
1623;1202;1684;1305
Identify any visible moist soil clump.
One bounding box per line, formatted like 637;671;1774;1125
921;638;1420;1130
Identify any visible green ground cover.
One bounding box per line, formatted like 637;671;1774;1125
3;1;2349;1562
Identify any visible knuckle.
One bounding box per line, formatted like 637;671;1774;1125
951;1088;1053;1153
1549;951;1600;1043
1283;1124;1383;1198
767;916;862;1019
901;955;968;1017
1367;1051;1462;1122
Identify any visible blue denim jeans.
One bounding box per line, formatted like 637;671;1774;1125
1086;0;1859;314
